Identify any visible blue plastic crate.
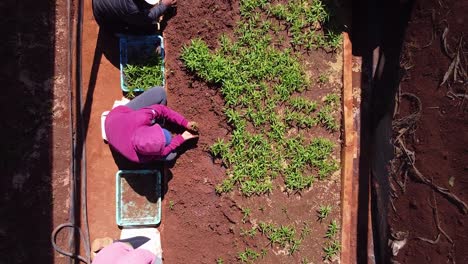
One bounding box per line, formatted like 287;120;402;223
119;35;165;93
116;170;162;227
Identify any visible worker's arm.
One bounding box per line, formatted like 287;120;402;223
92;242;133;264
158;134;185;157
147;3;169;22
120;248;157;264
146;105;189;128
158;131;198;158
124;4;168;26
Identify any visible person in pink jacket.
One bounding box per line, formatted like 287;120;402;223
92;242;158;264
105;86;198;163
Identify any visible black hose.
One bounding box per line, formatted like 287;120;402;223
66;0;77;259
77;0;92;259
51;224;89;264
51;0;90;261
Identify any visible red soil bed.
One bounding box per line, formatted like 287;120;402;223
389;0;468;263
160;0;343;263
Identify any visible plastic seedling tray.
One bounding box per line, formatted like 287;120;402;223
119;35;165;93
116;170;162;227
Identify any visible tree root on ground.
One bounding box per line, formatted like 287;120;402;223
428;191;454;244
391;92;468;214
411;163;468;214
417;233;440;244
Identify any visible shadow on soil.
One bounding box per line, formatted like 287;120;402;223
0;0;57;262
109;136;198;204
351;0;415;263
82;29;120;146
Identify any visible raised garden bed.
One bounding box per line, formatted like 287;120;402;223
159;0;347;263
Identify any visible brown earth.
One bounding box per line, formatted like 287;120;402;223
86;0;343;263
160;1;342;263
389;0;468;263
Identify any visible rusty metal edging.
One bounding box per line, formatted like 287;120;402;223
340;32;358;264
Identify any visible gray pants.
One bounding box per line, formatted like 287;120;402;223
126;86;167;110
126;87;177;161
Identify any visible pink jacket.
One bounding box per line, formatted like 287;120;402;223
105;105;189;163
93;242;156;264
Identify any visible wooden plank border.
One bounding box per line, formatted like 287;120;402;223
340;32;358;264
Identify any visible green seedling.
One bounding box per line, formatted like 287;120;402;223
323;240;341;261
210;139;229;158
325;30;343;50
268;225;294;247
317;93;340;131
242;207;252;223
324;93;340;105
289;239;301;255
240;227;258;238
325;220;340;239
269;4;287;20
317;73;329;84
284;169;314;190
238;248;260;263
300;222;311;239
123;54;163;96
317;205;332;222
317;105;338;131
216;257;224;264
264;0;338;50
284;110;318;128
168;200;175;210
258;222;274;235
289;97;318;114
317;159;339;180
215;178;234;194
257;222;301;255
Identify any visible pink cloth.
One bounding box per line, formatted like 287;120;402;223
93;242;156;264
105;104;188;163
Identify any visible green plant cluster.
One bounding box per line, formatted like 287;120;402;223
322;219;341;260
316;204;332;222
323;240;341;261
317;93;340;131
123;53;163;96
325;220;339;239
242;207;252;223
238;248;260;263
283;136;339;189
181;1;340;196
284;93;340;132
240;226;258;238
238;0;342;51
258;222;302;255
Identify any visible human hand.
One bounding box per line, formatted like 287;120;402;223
187;121;199;133
161;0;177;7
182;131;198;140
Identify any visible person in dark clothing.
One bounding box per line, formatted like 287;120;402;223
92;0;177;34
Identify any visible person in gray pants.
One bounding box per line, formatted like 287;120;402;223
105;86;199;163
